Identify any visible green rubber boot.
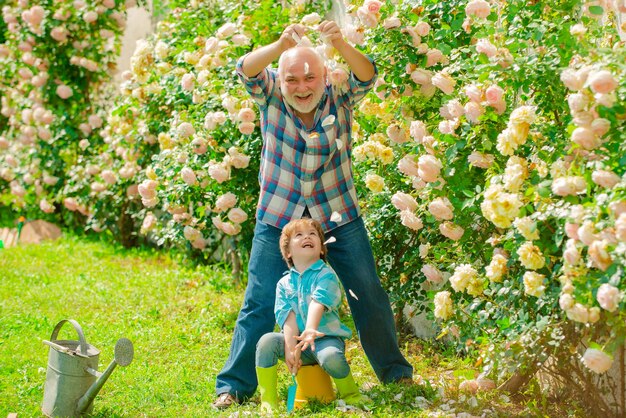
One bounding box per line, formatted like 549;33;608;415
332;372;371;408
256;365;279;413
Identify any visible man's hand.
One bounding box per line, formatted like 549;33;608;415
317;21;346;49
279;24;307;51
295;328;325;352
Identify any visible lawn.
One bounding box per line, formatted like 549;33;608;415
0;235;582;417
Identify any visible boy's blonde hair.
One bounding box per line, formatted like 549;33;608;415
280;218;328;268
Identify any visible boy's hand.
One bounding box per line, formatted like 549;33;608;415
295;328;325;352
279;24;307;51
317;20;346;48
285;344;302;375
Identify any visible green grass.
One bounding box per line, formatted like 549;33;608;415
0;235;583;417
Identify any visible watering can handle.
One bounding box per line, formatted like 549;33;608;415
49;319;89;355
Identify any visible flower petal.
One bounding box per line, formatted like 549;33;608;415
348;289;359;300
323;236;336;245
330;211;342;222
322;115;335;127
336;138;344;150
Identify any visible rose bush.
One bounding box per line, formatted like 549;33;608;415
1;0;625;411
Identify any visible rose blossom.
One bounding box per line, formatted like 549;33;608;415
590;118;611;137
465;0;491;18
215;192;237;212
212;217;241;236
578;221;598;246
418;154;442;183
596;283;620;312
464;102;484;124
415;21;430;36
523;271;545;297
238;122;255;135
551;176;587;196
560;68;585;91
426;49;445;67
485;84;504;105
517;241;545;270
400;210;423;231
238;108;256;123
476;39;497;57
428;197;454;221
64;197;78;211
565;223;579;240
391;192;418;212
397;155;419;177
440;222;464;241
559;293;575;310
434;291;453;319
571;127;600;150
422;264;443;284
40;199;55;214
56;84;73;99
432;72;456;95
410;69;432;86
592;169;620;189
567;303;589;323
485;254;507;282
228;208;248;224
587;70;618;94
410;120;428;142
180;167;197;186
387;124;408;144
582;348;613;374
588;240;612;271
365;173;385;193
468;151;494;168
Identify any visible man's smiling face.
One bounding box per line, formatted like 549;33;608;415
279;47;327;115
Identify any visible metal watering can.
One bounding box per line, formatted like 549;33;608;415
42;319;134;417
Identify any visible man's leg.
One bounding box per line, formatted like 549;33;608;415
326;217;413;383
214;221;287;402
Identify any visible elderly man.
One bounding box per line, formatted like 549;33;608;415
213;21;414;409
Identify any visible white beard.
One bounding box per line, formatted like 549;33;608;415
282;85;325;114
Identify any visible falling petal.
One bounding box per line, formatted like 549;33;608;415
330;211;342;223
348;289;359;300
323;236;336;245
304;62;310;74
321;115;335;127
308;132;320;140
336;138;344;150
291;32;301;44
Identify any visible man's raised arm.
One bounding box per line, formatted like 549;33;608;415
241;24;307;78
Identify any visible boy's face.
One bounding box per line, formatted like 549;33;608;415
287;224;322;265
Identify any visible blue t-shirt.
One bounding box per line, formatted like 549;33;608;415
275;259;352;339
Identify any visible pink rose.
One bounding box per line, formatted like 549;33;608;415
440;222;464;240
40;199;55;214
181;73;195;91
365;0;382;13
565;222;579;240
215;192;237;212
329;68;349;86
212;217;241;236
208;162;230;183
588;240;612;271
464;102;484;124
422;264;443;284
590;118;611;137
414;21;430;36
238;108;256;123
560;68;585;91
400;210;423;231
387;124;408;144
228;208;248;224
428;197;454;221
592;169;620;189
357;6;379;28
64;197;78;211
383;17;401;29
571;126;600;150
238;122;255;135
476;39;497;57
418;154;442;183
397;154;420;177
465;0;491;18
216;22;237;38
56;84;73;99
410;69;432;86
101;169;117;185
177;122;195;139
485;85;504;105
432;72;456;95
191;137;208;155
50;26;68;42
410;120;428;142
180;167;197;186
587;70;618;94
464;84;483;103
596;283;620;312
468;151;494;168
551;176;587;197
426;49;444;67
582;348;613;374
83;11;98;23
391;192;418;212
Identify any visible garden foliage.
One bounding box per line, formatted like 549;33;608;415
1;0;625;406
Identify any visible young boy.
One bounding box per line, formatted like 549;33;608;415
255;218;368;412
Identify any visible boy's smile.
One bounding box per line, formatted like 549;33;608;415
288;225;322;270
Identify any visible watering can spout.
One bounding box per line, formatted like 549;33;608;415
76;338;134;415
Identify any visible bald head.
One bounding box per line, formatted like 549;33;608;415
278;47;325;78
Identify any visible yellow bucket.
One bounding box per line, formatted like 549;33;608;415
294;364;336;409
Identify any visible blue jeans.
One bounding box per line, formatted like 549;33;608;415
215;218;413;400
256;333;350;379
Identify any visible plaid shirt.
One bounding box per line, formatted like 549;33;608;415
236;56;377;232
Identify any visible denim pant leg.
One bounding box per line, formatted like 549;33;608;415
326;217;413;383
256;332;286;368
215;221;288;400
301;337;350;379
